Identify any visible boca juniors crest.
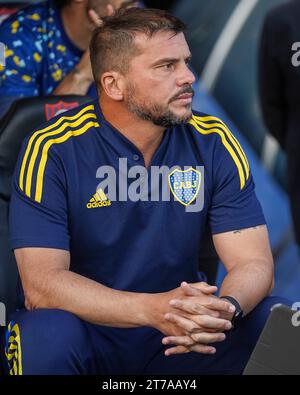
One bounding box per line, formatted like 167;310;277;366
169;168;202;206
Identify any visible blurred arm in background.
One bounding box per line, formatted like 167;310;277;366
0;0;137;118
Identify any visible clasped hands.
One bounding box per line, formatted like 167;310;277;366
160;282;236;356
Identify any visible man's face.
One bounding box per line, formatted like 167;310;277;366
124;32;196;127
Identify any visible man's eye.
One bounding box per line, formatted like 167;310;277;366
163;63;174;70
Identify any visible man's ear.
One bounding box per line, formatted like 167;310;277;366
101;72;125;101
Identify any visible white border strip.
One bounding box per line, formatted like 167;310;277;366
201;0;260;92
262;134;280;172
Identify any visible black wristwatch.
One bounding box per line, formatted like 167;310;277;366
220;296;244;328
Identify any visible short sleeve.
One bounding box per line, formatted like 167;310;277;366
9;136;70;251
208;127;266;235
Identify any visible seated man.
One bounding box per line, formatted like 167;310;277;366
0;0;136;117
5;8;290;375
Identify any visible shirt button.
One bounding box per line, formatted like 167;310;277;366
133;155;140;161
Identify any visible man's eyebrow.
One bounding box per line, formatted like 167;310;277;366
151;55;192;67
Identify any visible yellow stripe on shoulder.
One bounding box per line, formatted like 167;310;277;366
189;115;246;190
35;121;100;203
25;112;97;198
194;115;250;179
19;104;95;193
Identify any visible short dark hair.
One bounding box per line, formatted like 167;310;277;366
89;7;186;88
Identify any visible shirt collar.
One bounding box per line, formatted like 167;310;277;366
93;100;172;167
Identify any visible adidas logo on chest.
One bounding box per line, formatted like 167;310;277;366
87;188;112;209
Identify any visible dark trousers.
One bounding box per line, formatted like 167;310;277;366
4;296;291;375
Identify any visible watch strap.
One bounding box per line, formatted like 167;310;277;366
220;296;242;313
220;296;244;327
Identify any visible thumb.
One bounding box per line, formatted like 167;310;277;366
106;4;115;17
88;9;103;27
181;281;218;296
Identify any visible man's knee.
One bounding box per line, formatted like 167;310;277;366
239;296;292;346
248;296;291;324
215;296;293;375
5;309;90;375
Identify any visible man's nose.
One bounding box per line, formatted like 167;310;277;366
176;64;196;86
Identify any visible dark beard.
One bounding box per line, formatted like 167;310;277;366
126;85;193;127
128;103;192;127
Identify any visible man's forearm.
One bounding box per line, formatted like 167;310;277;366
219;259;274;316
52;68;92;96
26;269;153;328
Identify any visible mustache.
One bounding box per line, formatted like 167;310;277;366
169;86;195;103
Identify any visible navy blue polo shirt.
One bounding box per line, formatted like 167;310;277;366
9;100;266;293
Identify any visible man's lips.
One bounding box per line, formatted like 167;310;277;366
176;93;193;100
169;87;195;103
172;93;194;103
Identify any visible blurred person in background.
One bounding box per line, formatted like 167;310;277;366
0;0;138;117
259;0;300;250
